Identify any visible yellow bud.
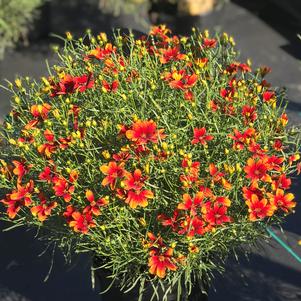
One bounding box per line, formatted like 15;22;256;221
225;148;229;155
66;31;73;40
144;162;150;174
121;94;127;101
92;120;97;126
162;142;168;150
15;78;22;88
86;120;92;127
9;138;16;145
139;218;147;227
100;225;106;231
229;36;235;46
102;150;111;159
14;96;21;104
187;113;193;120
66;167;71;173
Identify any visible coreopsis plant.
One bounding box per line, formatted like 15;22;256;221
0;25;300;300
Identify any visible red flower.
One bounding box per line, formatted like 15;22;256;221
84;43;116;60
12;160;28;182
148;248;177;278
125;189;154;209
50;73;94;97
159;46;186;64
203;203;231;225
246;194;275;221
271;174;291;191
126;120;165;145
123;169;146;191
164;69;198;90
2;181;34;219
263;90;275;102
242;184;264;201
157;210;180;231
209;163;224;182
244;158;271;182
191;127;213;145
180;159;200;188
100;161;126;190
68;211;95;234
177;192;204;216
84;190;108;216
39;166;53;183
242;105;257;124
229;128;256;150
9;180;34;205
102;80;119;93
31;194;57;222
52;176;75;202
37;129;57;158
30;103;51;119
202;38;217;48
267;189;296;213
178;215;207;237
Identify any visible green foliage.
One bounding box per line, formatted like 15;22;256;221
0;0;44;58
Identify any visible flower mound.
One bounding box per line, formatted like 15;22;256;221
0;26;300;299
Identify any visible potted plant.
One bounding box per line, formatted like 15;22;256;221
0;26;300;300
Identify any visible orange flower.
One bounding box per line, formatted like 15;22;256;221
12;160;28;182
84;190;108;216
178;192;204;216
202;38;217;48
126;120;165;145
246;194;275;221
52;176;75;202
30;103;51;119
84;43;116;60
37;129;57;158
68;211;95;234
159;46;186;64
203;203;232;225
123;169;146;191
148;248;177;278
164;69;197;90
100;161;126;190
267;189;296;213
125;189;154;209
244;158;271;182
1;181;34;219
31;194;57;222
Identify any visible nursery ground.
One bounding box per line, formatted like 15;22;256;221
0;1;301;300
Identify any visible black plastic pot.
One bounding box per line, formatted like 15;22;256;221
94;263;208;301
